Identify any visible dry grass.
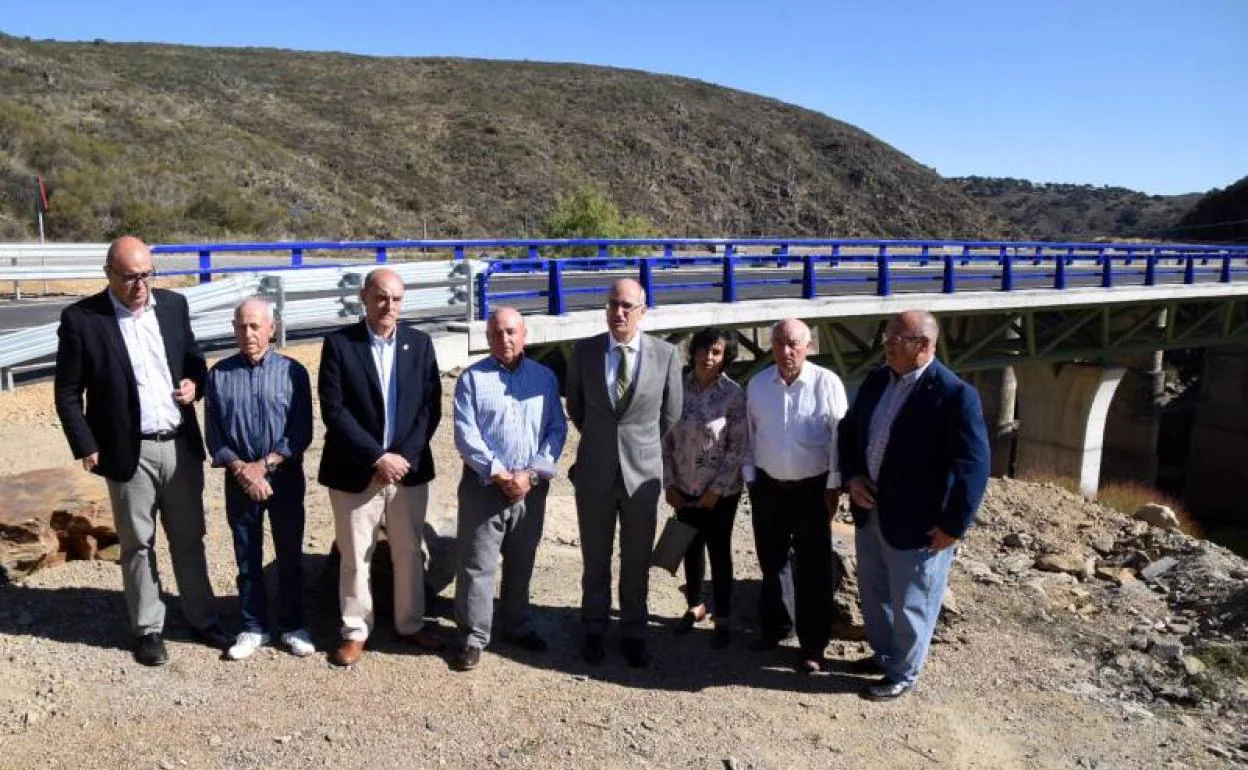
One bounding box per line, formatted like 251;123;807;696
1018;471;1202;537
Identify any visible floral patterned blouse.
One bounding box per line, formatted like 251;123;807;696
662;371;748;497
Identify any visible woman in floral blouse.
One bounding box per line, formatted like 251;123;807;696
662;326;748;648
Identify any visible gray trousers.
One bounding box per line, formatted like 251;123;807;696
105;436;217;636
576;473;660;640
454;470;548;650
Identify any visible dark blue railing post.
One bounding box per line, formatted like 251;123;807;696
453;245;464;261
776;243;790;268
197;250;212;285
528;245;539;261
476;272;489;320
663;243;674;268
801;254;816;299
640;258;655;307
1145;249;1157;286
1184;253;1196;284
375;247;387;264
721;245;737;302
919;244;930;267
597;243;609;260
1000;246;1014;291
291;248;303;268
1101;248;1113;288
547;259;565;315
1055;248;1069;289
1220;251;1232;283
876;245;891;296
942;249;956;293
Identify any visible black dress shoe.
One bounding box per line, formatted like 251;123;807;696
621;638;651;669
454;646;481;672
582;634;606;665
843;656;886;676
672;608;705;635
504;630;548;653
798;656;825;675
861;678;913;701
191;623;231;651
134;633;169;667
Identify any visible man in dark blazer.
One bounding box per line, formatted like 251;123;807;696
838;310;990;700
318;267;443;666
54;236;226;667
566;278;683;668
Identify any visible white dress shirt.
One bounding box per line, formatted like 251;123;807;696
368;326;399;448
743;361;848;489
109;291;181;434
604;332;642;406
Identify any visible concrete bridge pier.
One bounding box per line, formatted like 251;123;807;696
1099;356;1162;487
1183;345;1248;527
1013;363;1127;499
970;367;1018;478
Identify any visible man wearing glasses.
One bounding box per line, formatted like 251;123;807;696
54;236;227;667
837;310;990;700
566;278;682;668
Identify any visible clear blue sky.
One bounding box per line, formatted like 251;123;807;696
4;0;1245;194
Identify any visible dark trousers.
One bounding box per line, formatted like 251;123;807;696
224;464;306;634
749;469;833;657
675;491;740;618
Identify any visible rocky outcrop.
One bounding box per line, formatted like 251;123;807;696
0;469;117;582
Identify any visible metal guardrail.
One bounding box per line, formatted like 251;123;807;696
0;260;477;391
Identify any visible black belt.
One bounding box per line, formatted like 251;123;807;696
758;469;826;489
139;426;181;442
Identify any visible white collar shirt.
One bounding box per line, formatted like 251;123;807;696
743;361;848;489
109;290;181;434
604;332;642;406
367;325;399;448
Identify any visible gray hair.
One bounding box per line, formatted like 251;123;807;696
234;297;275;322
771;318;811;345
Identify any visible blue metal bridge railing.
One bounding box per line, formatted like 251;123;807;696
146;238;1248;321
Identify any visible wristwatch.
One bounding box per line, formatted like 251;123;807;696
264;457;278;474
528;470;541;487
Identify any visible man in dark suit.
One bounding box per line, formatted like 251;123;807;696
837;310;990;700
566;278;683;668
54;235;226;667
318;267;443;666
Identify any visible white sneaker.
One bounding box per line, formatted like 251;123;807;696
280;629;315;657
226;631;270;661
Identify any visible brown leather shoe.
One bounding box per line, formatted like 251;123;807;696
400;627;445;652
332;639;365;667
454;646;481;672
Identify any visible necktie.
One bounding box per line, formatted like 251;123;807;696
615;345;632;404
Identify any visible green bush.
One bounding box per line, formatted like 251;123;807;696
538;186;652;258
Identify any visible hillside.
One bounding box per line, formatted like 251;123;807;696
0;34;1006;243
953;176;1201;242
1172;175;1248;243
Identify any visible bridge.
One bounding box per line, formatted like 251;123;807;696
4;236;1247;522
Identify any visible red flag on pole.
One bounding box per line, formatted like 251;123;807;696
35;176;49;214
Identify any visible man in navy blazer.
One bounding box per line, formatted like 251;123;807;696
318;268;443;666
837;310;989;700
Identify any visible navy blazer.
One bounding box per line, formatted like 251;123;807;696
54;288;207;483
837;359;990;550
316;321;442;493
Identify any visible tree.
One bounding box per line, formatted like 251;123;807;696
539;186;652;257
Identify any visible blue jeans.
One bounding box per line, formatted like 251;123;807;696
225;464;306;634
855;509;954;686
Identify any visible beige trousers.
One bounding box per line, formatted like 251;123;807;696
329;482;429;641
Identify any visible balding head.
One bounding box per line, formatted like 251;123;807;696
233;297;276;363
605;278;647;343
771;318;812;383
360;268;404;338
883;310;939;375
104;236;155;311
486;306;527;369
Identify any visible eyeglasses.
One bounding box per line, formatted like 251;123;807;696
606;300;643;313
881;333;926;346
110;269;152;286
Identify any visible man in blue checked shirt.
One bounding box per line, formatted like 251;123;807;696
204;298;314;662
451;307;567;672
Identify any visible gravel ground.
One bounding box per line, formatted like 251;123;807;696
0;342;1238;769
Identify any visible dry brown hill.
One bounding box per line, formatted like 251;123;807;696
0;34;1007;243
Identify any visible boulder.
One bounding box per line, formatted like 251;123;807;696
829;524;865;640
1095;566;1137;585
1034;553;1087;576
0;468;116;581
1133;503;1181;531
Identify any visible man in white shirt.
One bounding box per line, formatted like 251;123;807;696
743;318;847;673
54;236;226;667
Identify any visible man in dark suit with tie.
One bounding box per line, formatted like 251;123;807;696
54;235;227;667
318;267;444;666
837;310;990;700
566;278;683;668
